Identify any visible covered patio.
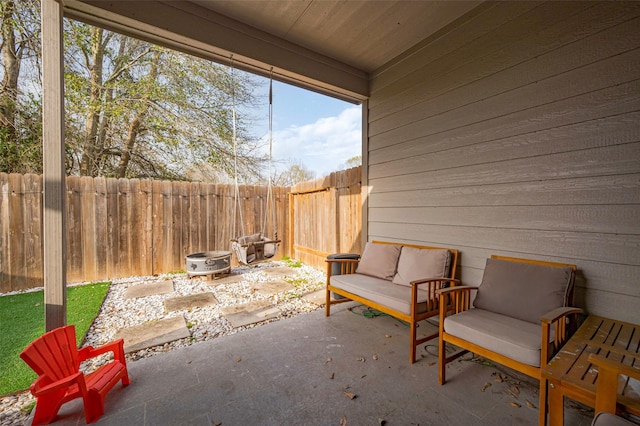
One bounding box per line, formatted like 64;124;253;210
43;303;593;425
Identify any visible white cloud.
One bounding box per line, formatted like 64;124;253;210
266;106;362;177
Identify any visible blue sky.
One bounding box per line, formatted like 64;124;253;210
251;80;362;178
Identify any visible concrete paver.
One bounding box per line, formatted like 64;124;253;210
124;279;174;299
115;316;190;353
250;279;294;296
164;292;218;312
220;300;281;328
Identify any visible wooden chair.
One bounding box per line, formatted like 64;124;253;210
435;255;582;425
20;325;130;425
589;354;640;426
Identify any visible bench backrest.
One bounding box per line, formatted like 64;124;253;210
354;240;458;283
473;255;576;324
20;325;80;382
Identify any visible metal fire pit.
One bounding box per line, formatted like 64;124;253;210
186;251;231;277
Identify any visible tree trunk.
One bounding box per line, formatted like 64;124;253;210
0;0;21;139
115;49;161;178
79;27;104;176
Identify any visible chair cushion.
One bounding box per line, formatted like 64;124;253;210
472;258;573;324
444;308;552;367
356;242;401;280
392;247;451;287
330;273;429;315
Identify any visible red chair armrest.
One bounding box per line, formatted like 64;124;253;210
31;372;85;396
79;339;126;363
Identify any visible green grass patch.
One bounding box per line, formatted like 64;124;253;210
0;281;110;396
281;256;303;268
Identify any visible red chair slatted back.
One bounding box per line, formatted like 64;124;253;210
20;325;80;381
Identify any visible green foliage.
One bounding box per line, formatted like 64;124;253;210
281;256;303;268
0;281;110;395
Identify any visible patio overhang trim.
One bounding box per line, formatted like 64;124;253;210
63;0;369;104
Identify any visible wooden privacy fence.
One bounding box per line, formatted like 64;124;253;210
288;166;362;270
0;173;288;292
0;167;362;292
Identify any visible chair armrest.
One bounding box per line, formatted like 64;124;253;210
540;307;583;364
435;285;478;296
589;353;640;380
31;372;85;396
540;307;584;324
79;338;126;363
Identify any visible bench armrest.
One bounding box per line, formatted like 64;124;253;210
411;278;460;287
325;258;360;279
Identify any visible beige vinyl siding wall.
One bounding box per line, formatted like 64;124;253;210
366;1;640;324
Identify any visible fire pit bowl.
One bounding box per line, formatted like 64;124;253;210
186;251;231;276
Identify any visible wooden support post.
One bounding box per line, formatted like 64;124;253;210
41;0;67;331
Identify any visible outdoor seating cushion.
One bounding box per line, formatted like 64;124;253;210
238;232;262;256
330;273;431;315
356;242;401;280
392;247;450;287
443;308;554;367
472;258;574;324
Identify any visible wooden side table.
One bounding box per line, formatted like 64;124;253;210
541;315;640;426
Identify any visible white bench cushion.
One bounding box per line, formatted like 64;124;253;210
330;273;430;316
444;308;551;367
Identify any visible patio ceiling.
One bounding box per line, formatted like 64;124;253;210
63;0;482;102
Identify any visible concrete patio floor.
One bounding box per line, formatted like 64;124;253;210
42;302;594;426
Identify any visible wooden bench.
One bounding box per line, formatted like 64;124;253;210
325;240;459;363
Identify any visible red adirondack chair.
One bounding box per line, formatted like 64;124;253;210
20;324;130;425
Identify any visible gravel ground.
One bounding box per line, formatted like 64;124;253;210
0;260;326;426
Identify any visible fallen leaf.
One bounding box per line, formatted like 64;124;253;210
213;422;222;426
343;390;357;400
357;357;365;362
509;402;521;408
378;419;386;425
340;416;347;425
525;400;536;409
373;354;379;360
511;385;520;395
329;372;335;380
428;361;436;367
326;357;332;363
481;382;492;392
236;357;241;363
361;375;367;379
385;334;392;338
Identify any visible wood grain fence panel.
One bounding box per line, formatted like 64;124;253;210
151;180;164;275
140;179;153;275
66;177;83;283
80;177;96;282
23;174;43;289
0;173;10;292
105;178;119;278
8;174;25;290
93;177;108;280
117;178;132;278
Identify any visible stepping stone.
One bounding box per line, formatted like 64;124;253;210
262;266;298;278
124;279;174;300
116;316;190;353
220;300;281;328
251;280;294;297
207;273;245;286
164;292;218;312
